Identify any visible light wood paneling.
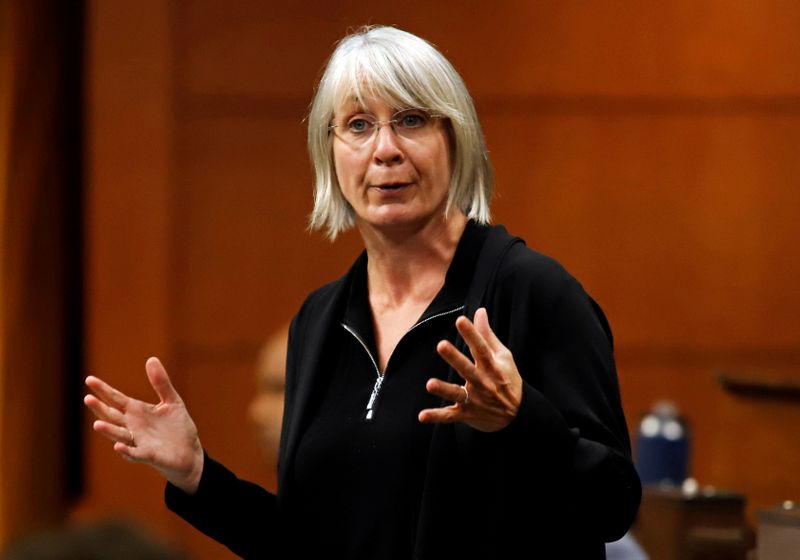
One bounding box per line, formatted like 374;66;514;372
174;1;800;98
484;112;800;349
173;115;362;350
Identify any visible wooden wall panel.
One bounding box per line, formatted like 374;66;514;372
173;115;362;350
175;1;800;98
80;0;181;550
484;113;800;349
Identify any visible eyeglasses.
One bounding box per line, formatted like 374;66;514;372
328;109;444;148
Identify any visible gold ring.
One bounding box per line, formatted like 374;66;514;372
461;385;470;405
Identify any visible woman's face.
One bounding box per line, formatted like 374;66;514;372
331;98;452;235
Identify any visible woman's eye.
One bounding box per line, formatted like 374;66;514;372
399;112;426;128
347;118;371;133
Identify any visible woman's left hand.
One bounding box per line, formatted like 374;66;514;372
419;307;523;432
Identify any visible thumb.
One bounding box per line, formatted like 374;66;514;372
146;357;181;404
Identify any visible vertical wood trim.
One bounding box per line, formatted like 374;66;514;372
0;0;80;545
0;0;12;541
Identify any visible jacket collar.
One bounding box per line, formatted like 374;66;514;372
340;220;491;354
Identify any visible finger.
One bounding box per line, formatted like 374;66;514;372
146;357;180;404
418;404;461;425
85;375;130;411
93;420;135;446
425;378;469;404
114;441;149;463
455;315;493;367
436;340;477;383
474;308;504;352
83;394;124;424
113;442;137;461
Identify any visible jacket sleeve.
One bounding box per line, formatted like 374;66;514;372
165;453;280;559
486;248;641;542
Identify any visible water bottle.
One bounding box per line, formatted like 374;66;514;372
635;400;690;487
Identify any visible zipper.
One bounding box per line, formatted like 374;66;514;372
341;304;465;422
341;324;383;421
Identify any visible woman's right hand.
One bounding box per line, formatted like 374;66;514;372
84;357;205;495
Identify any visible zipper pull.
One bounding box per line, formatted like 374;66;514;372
365;375;384;421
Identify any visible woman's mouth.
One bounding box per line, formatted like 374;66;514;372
374;183;410;192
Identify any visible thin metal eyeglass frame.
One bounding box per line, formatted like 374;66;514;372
327;109;444;146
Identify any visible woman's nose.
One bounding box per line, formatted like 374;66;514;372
371;123;404;164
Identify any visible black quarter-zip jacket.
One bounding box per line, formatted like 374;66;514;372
166;221;641;559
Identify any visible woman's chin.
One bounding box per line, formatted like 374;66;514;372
360;206;420;229
362;198;457;228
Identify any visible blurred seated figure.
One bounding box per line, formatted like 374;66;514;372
0;518;187;560
248;323;289;470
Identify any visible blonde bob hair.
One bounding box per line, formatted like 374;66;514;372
307;25;493;239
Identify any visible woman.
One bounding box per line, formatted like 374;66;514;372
85;25;641;559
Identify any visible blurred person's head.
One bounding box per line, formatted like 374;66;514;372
248;324;289;463
1;518;186;560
